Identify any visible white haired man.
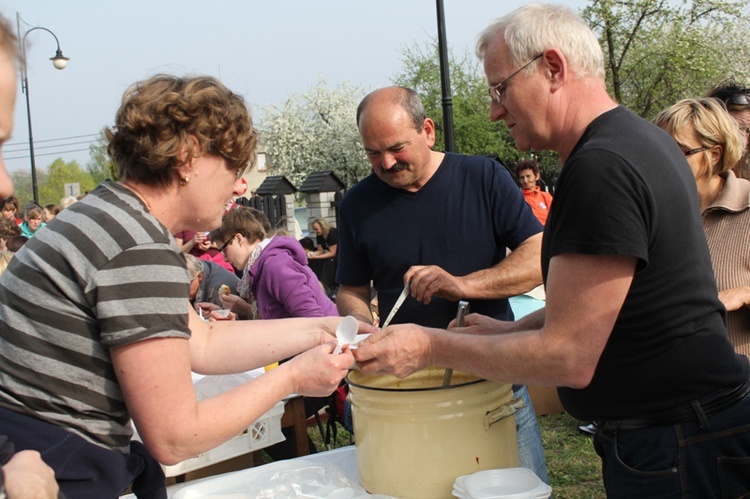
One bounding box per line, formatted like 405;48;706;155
353;4;750;496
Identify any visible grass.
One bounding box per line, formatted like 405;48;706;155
308;411;606;498
539;414;606;498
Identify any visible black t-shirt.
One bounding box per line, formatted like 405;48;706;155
545;107;749;420
317;227;338;254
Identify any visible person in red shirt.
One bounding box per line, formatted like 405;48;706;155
516;159;553;225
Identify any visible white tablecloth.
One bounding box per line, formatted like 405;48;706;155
121;446;389;498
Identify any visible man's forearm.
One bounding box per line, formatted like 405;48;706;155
336;285;374;324
462;233;543;299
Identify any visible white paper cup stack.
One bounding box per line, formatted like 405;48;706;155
452;468;552;499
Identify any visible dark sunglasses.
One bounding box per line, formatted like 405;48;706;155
726;94;750;107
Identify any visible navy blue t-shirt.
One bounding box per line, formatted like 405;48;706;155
337;152;542;328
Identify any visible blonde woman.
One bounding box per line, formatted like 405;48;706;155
307;217;339;292
654;97;750;356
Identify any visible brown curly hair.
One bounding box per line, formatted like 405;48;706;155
0;218;20;240
106;74;257;187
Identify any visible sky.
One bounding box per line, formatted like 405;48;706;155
4;0;587;175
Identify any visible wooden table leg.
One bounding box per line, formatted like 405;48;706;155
280;396;309;457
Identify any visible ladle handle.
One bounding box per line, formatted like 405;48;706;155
442;300;469;386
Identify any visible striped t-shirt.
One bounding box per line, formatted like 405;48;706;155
0;181;191;452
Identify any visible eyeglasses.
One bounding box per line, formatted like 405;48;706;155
726;94;750;107
488;53;544;105
218;235;236;255
681;146;708;157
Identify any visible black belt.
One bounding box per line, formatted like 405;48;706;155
596;379;750;431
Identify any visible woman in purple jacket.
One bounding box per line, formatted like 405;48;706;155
211;206;339;459
213;206;337;320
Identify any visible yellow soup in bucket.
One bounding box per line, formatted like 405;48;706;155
347;367;519;499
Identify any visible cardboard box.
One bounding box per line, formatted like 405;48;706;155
527;385;565;416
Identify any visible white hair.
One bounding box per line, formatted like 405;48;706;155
476;3;605;82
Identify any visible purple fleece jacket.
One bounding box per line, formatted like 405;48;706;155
247;236;338;319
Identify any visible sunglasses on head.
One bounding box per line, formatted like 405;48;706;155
726;94;750;107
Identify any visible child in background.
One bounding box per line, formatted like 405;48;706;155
211;206;337;320
516;159;553;225
20;204;46;239
44;204;59;223
211;206;339;459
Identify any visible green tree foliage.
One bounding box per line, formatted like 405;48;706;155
223;1;750;193
87;129;118;183
260;78;371;188
38;158;96;206
393;41;499;157
583;0;750;119
9;171;33;206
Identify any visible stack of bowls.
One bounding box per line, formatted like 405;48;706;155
452;468;552;499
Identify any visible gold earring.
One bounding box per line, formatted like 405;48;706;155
179;176;190;187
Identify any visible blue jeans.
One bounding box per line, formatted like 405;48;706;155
593;392;750;497
514;385;550;485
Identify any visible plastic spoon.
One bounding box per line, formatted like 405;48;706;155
333;315;359;355
381;282;411;330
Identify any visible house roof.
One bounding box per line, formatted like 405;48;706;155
254;175;298;195
298;170;346;193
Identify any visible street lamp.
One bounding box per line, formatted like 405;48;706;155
17;13;70;203
435;0;455;153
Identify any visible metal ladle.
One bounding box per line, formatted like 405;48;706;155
442;300;469;386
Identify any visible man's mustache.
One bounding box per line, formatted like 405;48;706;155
386;162;409;172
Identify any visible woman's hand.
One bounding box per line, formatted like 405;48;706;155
195;301;220;313
219;293;243;311
307;250;321;260
193;232;211;251
719;286;750;312
285;342;354;397
220;294;254;319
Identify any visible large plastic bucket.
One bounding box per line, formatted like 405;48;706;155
347;367;520;499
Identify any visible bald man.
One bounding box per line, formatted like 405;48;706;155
336;85;548;482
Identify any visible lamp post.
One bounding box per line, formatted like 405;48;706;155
435;0;455;153
17;13;70;203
